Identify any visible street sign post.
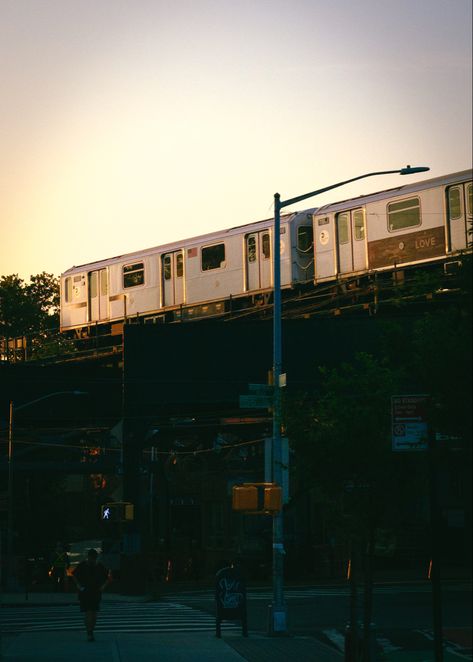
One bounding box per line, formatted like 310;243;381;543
391;395;429;452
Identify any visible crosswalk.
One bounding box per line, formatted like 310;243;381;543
0;602;240;635
161;584;437;604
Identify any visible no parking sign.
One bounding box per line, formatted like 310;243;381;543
391;395;429;452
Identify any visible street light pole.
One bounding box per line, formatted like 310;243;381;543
5;390;87;590
270;165;429;634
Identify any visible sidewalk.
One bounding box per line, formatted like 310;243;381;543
1;630;343;661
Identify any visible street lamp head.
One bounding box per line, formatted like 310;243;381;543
400;166;430;175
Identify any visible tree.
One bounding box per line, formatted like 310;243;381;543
0;272;60;358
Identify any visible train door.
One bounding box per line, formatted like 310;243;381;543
336;212;352;274
336;208;367;274
246;231;272;291
351;209;368;271
162;250;185;306
88;268;108;322
447;183;472;252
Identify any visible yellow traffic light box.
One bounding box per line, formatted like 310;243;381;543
232;485;258;511
232;483;282;513
264;485;282;512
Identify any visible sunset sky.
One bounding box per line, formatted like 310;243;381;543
1;0;471;281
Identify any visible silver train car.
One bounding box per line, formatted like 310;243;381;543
60;169;472;333
60;209;316;332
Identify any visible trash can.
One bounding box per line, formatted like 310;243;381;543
215;563;248;638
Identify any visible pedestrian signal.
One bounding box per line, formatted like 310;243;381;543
101;502;134;522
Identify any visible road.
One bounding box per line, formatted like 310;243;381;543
161;581;472;658
1;581;471;660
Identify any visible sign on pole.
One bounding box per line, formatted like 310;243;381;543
392;395;429;452
239;394;272;409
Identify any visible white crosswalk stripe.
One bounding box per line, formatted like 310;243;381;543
0;602;240;634
162;584;435;603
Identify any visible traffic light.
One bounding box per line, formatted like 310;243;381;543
232;485;258;511
264;485;282;512
232;484;282;512
101;502;134;522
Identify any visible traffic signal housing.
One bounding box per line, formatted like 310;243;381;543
232;483;282;513
101;502;134;522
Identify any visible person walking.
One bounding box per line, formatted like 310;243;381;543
72;548;110;642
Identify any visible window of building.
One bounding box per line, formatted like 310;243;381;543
337;213;349;244
448;187;462;221
201;243;225;271
297;225;314;252
262;233;271;259
123;262;145;288
388;197;421;232
353;210;365;241
64;277;72;302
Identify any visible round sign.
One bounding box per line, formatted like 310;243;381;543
319;230;330;246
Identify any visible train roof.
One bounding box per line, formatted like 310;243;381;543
62;208;315;276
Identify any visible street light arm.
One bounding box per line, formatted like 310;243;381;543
278;166;430;209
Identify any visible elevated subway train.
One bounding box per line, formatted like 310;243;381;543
60;169;472;334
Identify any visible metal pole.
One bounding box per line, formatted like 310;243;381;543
268;166;429;637
429;425;444;661
270;193;287;634
7;401;14;590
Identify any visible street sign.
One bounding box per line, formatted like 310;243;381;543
239;394;272;409
392;395;429;452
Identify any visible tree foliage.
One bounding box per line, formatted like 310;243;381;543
0;272;59;338
285;352;423;539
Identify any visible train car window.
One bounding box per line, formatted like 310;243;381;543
176;253;184;278
387;197;421;232
337;213;349;244
64;277;72;303
248;236;257;262
297;226;314;252
163;255;172;280
89;272;98;298
262;233;271;259
123;262;145;288
100;270;108;295
448;187;462;220
354;210;365;241
202;243;225;271
468;184;472;215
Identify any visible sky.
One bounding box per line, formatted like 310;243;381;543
1;0;472;281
